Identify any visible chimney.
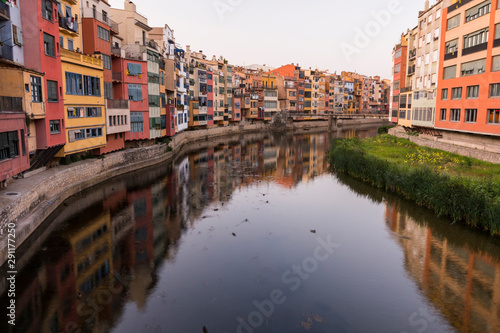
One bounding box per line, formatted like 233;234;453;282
424;0;430;11
186;45;191;52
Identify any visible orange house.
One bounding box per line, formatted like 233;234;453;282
435;0;500;137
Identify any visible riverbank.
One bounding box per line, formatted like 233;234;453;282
0;118;389;266
329;135;500;234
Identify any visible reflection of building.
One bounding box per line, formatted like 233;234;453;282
385;202;500;333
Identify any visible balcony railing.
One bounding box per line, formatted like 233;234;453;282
111;47;121;57
408;49;417;59
0;1;10;21
462;42;488;56
0;96;23;112
448;0;473;13
112;72;122;81
444;51;458;61
106;99;129;109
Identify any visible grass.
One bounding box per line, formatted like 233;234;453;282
362;135;500;181
329;135;500;235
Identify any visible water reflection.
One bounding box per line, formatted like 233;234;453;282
3;127;500;333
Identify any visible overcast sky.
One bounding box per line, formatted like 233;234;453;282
109;0;435;79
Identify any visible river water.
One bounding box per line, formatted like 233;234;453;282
2;127;500;333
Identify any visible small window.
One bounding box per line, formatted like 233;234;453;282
47;80;58;102
488;109;500;124
442;89;448;100
490;83;500;98
450;109;461;122
447;14;461;30
67;39;74;51
43;33;55;57
50;120;61;134
440;109;447;121
465;109;477;123
31;76;42;102
467;85;479;99
452;87;462;100
443;65;456;80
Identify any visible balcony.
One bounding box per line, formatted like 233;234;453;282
61;48;102;67
462;42;488;56
106;99;129;109
0;96;23;112
448;0;472;13
0;1;9;21
408;49;417;59
407;65;416;76
59;15;79;35
444;51;458;61
111;46;121;57
112;72;122;82
400;86;412;93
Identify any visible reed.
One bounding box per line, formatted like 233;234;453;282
329;135;500;234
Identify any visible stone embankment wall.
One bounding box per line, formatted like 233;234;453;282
389;127;500;164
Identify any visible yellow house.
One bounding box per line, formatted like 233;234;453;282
57;49;106;156
58;0;81;54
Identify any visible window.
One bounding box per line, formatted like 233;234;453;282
31;76;42;102
496;23;500;40
44;33;55;57
160;72;164;85
85;107;102;117
493;55;500;72
68;129;85;142
488;109;500;124
50;120;61;134
395;49;401;59
461;58;486;76
408;94;412;109
47;80;58;102
130;112;143;132
67;38;74;51
443;65;456;79
440;109;447;121
102;55;111;70
490;83;500;97
104;82;113;100
208;100;213;107
465;1;491;23
67;107;84;118
0;131;19;161
463;29;489;49
442;89;448;100
83;76;101;96
86;128;103;138
394;64;401;74
447;14;460;30
42;0;53;21
450;109;461;122
65;72;83;95
393;81;400;90
149;95;160;107
445;39;458;54
400;94;407;109
465;109;477;123
452;87;462;100
467;85;479;99
12;25;23;46
97;26;110;42
127;63;142;76
59;36;64;49
102;10;107;23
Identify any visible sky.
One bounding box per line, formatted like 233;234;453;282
108;0;435;79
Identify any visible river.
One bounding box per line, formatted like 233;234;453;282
2;127;500;333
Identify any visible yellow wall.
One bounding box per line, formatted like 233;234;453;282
59;0;82;51
58;50;106;156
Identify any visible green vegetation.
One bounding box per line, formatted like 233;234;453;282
329;135;500;234
377;125;395;134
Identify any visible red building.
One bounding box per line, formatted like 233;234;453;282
0;106;30;186
113;57;149;142
435;0;500;139
390;38;408;123
21;0;66;162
